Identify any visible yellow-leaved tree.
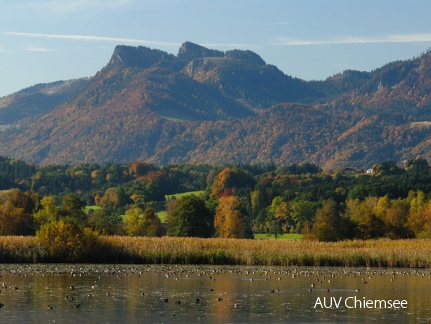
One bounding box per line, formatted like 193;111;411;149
37;220;98;262
214;195;246;238
123;207;162;236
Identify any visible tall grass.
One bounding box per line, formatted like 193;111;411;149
1;236;431;267
0;236;43;263
254;233;304;240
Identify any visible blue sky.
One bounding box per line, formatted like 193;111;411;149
1;0;431;97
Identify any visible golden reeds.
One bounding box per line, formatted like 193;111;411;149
1;236;431;267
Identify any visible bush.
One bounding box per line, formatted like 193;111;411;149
36;220;99;262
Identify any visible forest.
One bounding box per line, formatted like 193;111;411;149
1;156;431;247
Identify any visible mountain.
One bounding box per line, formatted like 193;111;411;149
0;42;431;169
0;78;88;126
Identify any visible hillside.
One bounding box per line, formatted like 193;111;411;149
0;78;88;126
0;42;431;169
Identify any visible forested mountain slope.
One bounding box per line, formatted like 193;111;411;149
0;42;431;169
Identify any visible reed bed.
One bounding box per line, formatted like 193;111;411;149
0;236;43;263
1;236;431;267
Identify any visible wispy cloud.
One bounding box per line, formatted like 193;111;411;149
23;46;54;52
275;33;431;46
201;42;257;49
2;32;254;50
13;0;131;13
265;21;292;26
1;32;180;47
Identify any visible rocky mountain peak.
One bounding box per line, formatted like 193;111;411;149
109;45;175;68
177;41;224;61
225;50;266;66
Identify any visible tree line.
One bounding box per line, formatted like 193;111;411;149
1;157;431;247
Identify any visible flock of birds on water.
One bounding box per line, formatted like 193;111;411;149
0;264;429;318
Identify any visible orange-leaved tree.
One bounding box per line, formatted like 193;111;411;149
214;195;247;238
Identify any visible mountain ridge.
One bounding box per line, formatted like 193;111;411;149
1;42;431;169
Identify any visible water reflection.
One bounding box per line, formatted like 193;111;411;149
0;264;429;323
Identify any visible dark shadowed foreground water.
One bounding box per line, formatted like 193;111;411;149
0;264;430;323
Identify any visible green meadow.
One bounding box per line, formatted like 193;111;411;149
165;190;204;200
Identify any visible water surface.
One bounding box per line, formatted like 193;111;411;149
0;264;429;323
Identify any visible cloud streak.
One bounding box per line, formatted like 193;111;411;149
1;32;180;47
266;21;292;26
201;42;257;49
23;46;55;52
13;0;131;14
2;32;254;50
275;33;431;46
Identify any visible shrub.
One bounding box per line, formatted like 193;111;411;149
36;220;99;262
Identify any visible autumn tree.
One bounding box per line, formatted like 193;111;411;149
128;161;155;178
374;195;410;238
214;195;248;238
96;187;132;213
142;207;163;236
33;195;58;229
37;220;99;262
58;193;87;223
210;168;255;199
123;207;162;236
124;207;145;236
167;195;213;237
268;196;291;232
406;190;431;237
312;199;347;241
344;197;385;239
0;189;35;235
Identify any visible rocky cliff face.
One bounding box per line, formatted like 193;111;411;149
177;41;224;61
109;45;177;68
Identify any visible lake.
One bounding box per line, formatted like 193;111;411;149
0;264;429;323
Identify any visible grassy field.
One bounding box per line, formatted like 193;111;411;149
165;190;204;200
156;210;168;223
84;205;101;213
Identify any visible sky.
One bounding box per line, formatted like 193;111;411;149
1;0;431;97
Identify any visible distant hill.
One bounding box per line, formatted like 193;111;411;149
0;42;431;169
0;78;88;125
